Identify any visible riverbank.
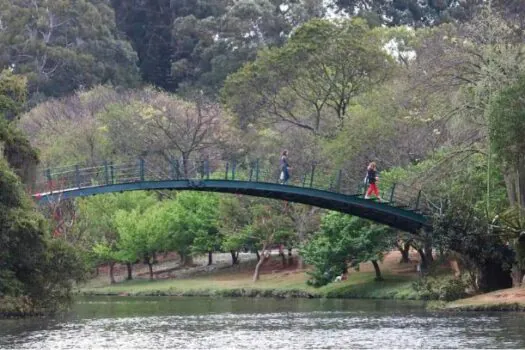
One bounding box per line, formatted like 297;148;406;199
81;251;427;300
446;287;525;311
80;269;421;299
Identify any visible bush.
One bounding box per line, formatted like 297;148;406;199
412;276;468;301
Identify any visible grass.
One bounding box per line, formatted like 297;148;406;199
80;270;420;300
445;287;525;311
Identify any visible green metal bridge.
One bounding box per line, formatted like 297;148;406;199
32;158;430;233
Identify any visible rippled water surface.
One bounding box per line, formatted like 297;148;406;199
1;297;524;349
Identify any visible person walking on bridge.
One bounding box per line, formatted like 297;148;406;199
365;162;381;201
279;150;291;185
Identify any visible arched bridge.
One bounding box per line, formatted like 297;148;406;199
32;158;430;233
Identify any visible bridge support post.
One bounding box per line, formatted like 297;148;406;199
205;159;210;179
302;174;307;187
139;159;145;182
389;183;396;204
225;162;229;180
255;159;260;182
231;160;236;180
104;161;109;185
75;165;80;188
249;165;253;181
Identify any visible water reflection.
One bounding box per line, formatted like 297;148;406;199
1;297;524;349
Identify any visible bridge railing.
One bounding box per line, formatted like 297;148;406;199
33;158;428;213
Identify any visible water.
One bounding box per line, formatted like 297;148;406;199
1;297;524;349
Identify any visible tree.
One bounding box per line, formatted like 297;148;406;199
111;0;323;93
0;149;84;314
249;202;294;282
100;90;222;176
432;194;514;292
301;212;396;286
489;75;525;208
78;191;157;283
219;195;252;265
0;69;27;121
116;205;166;280
330;0;523;28
19;86;120;166
0;0;140;100
222;18;393;136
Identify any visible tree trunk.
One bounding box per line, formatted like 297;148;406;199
510;266;524;287
185;255;193;266
230;251;239;265
424;245;434;263
401;241;411;263
255;250;260;261
298;256;305;269
371;260;383;281
208;251;213;266
147;261;154;280
253;247;270;282
416;248;428;271
109;262;116;284
278;245;286;267
287;247;293;266
126;262;133;280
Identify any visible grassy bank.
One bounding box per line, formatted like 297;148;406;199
445;287;525;311
80;270;421;300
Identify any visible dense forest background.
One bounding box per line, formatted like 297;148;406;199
1;0;525;314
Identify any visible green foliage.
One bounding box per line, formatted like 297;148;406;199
302;212;396;287
0;0;140;100
412;276;469;301
0;154;84;313
331;0;518;27
0;70;27;120
78;192;157;267
222;18;393;135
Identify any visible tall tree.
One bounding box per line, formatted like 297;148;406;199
222;18;394;136
0;0;140;101
331;0;524;28
111;0;323;93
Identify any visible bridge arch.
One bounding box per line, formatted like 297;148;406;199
34;179;429;233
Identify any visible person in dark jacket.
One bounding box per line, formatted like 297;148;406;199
365;162;381;201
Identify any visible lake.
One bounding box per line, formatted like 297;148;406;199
1;296;524;349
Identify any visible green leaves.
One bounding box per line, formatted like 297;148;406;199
222;18;393;135
302;212;395;286
0;0;139;100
